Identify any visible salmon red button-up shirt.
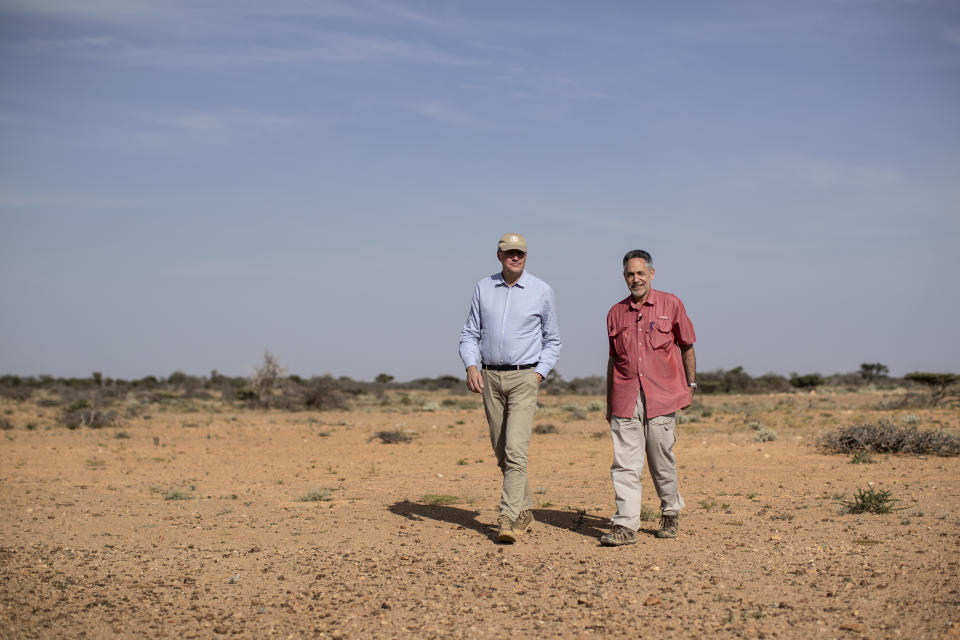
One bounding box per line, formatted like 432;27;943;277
607;289;696;419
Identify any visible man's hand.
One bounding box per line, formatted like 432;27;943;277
466;366;484;394
535;372;543;384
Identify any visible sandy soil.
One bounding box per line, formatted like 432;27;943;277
1;389;958;639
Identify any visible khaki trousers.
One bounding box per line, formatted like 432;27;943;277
610;392;684;530
481;368;539;520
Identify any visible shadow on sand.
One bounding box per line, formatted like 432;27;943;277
387;501;610;542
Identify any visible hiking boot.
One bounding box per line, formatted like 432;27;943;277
656;513;679;538
600;524;637;547
513;510;534;535
497;514;516;544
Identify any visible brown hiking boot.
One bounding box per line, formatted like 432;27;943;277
497;514;516;543
514;510;534;535
600;524;637;547
656;513;679;538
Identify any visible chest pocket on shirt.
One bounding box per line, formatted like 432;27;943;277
649;318;675;350
609;325;629;354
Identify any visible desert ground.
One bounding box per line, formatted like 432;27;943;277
1;387;958;639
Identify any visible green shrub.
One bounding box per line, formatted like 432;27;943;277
790;374;824;389
840;486;900;514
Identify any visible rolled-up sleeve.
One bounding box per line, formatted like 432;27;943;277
459;284;482;370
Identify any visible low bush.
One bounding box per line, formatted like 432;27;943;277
790;373;824;389
562;405;587;421
370;429;413;444
298;488;334;502
0;386;32;401
534;423;559;434
303;377;349;411
818;422;960;456
840;486;900;514
754;428;778;442
61;408;118;430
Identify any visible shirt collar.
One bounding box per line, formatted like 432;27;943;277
626;288;659;310
495;270;527;288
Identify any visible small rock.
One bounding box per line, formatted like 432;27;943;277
644;596;661;606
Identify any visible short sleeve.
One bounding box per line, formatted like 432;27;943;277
673;299;696;346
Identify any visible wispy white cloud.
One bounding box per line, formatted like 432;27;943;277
0;0;455;36
19;31;473;69
405;101;494;129
0;0;168;23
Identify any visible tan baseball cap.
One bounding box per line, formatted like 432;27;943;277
498;233;527;252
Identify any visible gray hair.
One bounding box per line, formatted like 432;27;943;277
622;249;653;269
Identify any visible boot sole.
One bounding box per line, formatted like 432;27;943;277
600;536;637;547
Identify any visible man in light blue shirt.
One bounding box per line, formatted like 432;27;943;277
459;233;561;543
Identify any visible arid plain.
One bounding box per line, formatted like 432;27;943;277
1;387;958;639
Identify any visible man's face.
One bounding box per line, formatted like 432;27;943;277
623;257;655;301
498;249;526;279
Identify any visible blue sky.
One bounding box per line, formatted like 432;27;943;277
1;0;958;382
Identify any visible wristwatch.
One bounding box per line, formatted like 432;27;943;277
688;382;697;389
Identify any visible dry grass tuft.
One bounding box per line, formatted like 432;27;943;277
298;488;334;502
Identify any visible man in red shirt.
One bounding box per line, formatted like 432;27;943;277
601;249;697;546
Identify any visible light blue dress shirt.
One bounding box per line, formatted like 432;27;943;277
459;270;561;379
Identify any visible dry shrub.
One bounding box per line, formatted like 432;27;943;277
60;397;118;429
0;387;32;401
303;377;349;411
754;428;778;442
534;423;559;434
818;422;960;457
298;488;334;502
370;429;414;444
